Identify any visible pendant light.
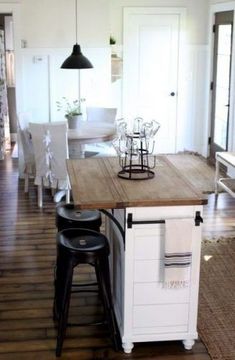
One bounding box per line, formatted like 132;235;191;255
61;0;93;69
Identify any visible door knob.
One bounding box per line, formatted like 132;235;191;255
170;92;175;96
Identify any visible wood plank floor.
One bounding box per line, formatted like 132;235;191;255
1;152;235;359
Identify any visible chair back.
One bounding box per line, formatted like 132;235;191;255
17;112;35;174
86;107;117;124
29;121;69;190
17;112;32;130
19;128;35;166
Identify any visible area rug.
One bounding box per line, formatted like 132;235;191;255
166;153;223;194
198;237;235;360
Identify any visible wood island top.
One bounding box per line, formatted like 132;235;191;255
67;156;208;209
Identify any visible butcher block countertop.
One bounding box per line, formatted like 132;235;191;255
67;156;208;209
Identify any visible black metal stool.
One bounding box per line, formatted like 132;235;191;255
56;203;102;232
53;228;121;357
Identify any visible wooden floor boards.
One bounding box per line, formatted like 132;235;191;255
2;152;234;359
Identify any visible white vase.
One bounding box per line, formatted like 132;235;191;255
67;114;83;129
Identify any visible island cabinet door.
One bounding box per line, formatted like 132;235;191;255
122;205;203;343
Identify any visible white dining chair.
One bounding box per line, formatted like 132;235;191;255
85;107;117;157
29;121;70;208
17;112;35;193
86;107;117;124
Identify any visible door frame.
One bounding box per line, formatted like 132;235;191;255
123;7;186;153
208;2;235;157
0;3;22;113
0;3;23;172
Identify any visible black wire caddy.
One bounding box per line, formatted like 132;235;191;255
112;117;161;180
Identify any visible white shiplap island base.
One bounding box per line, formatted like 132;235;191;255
107;206;203;353
67;156;208;353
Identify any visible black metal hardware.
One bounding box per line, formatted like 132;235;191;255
208;136;211;145
117;135;157;180
213;24;216;33
127;213;132;228
170;92;175;96
127;211;203;228
127;213;165;228
100;209;125;247
115;118;160;180
210;81;214;91
195;211;203;226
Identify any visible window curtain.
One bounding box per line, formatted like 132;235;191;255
0;29;10;160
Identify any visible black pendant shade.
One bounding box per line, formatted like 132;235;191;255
61;44;93;69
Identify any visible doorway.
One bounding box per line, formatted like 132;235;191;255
210;11;233;161
123;8;185;154
0;3;21;162
1;15;16;134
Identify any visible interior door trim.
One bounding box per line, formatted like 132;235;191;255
209;11;233;161
123;7;186;153
209;3;235;157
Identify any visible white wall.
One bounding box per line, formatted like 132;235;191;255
110;0;209;45
110;0;210;155
20;0;109;48
0;0;212;156
20;47;111;122
15;0;112;121
210;0;232;3
0;0;111;175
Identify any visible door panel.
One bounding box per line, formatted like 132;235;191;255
210;11;233;161
123;11;180;153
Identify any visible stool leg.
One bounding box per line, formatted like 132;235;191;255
53;264;58;321
95;256;121;351
53;251;67;320
54;252;74;357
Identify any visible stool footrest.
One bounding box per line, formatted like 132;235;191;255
72;282;98;287
67;320;106;327
71;289;99;294
71;281;98;293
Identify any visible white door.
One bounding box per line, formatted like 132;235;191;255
123;8;183;153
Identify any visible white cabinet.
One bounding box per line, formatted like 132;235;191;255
107;205;203;353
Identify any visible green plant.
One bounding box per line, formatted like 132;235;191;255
109;35;116;45
56;97;85;118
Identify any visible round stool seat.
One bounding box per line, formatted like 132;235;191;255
56;203;102;232
58;228;108;253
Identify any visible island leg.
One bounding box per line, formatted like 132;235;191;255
182;339;195;350
215;156;219;195
122;341;134;353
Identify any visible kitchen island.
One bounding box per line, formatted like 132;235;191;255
67;155;207;353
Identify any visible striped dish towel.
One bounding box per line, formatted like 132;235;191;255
164;218;193;289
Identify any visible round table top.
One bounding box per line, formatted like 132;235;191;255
68;122;117;144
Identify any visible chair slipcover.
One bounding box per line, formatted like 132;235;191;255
17;112;35;192
29;122;70;190
86;107;117;123
19;128;35;175
85;107;117;156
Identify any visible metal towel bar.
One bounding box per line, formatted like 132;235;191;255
127;211;203;228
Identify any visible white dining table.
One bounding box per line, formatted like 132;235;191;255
54;121;117;202
68;121;117;158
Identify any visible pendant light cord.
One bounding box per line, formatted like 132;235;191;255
60;0;93;68
75;0;78;43
75;0;80;101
